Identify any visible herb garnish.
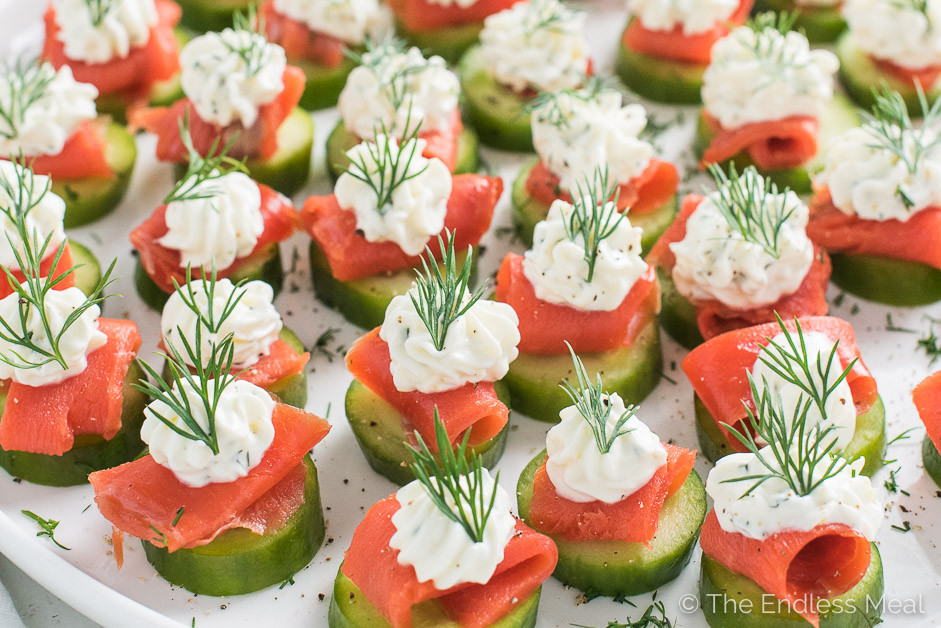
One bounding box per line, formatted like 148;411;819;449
21;510;70;550
343;122;430;215
572;601;674;628
169;265;247;340
0;58;56;141
163;114;247;205
346;37;428;116
563;167;627;283
527;75;607;129
172;507;185;527
222;7;272;79
83;0;118;26
523;0;582;36
863;85;941;181
917;315;941;364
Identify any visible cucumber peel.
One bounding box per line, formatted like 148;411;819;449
754;0;847;43
174;0;253;33
615;31;705;105
394;19;485;65
829;253;941;306
458;45;534;152
294;56;359;112
922;436;941;488
68;240;102;297
656;267;705;350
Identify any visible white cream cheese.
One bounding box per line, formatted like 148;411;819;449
159;171;264;270
180;29;287;128
272;0;392;45
0;162;66;271
334;135;451;256
479;0;590;94
51;0;156;64
626;0;739;35
522;198;647;312
389;470;516;590
141;378;276;487
0;286;107;387
546;393;667;503
530;89;654;193
161;279;283;370
707;453;883;540
702;24;838;129
669;171;814;309
844;0;941;71
380;288;520;394
337;45;460;140
0;63;98;158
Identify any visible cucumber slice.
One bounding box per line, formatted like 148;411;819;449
174;0;253;33
344;379;509;485
694;394;887;477
614;30;705;105
656;267;704;350
510;158;678;253
134;243;285;311
922;436;941;488
329;569;541;627
502;318;661;422
294;56;359;112
309;240;476;330
829;253;941;306
143;455;326;596
68;240;103;297
754;0;847;44
395;18;485;65
517;450;706;597
700;544;884;628
325;121;480;181
694;94;860;195
0;361;148;486
458;45;534;152
53;121;136;228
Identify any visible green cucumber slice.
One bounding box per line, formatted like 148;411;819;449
309;240;476;330
329;569;541;627
517;450;706;597
325;120;480;181
294;56;359;112
143;455;325;596
134;243;285;311
829;253;941;306
700;544;884;628
694;394;887;476
0;360;148;486
754;0;847;43
395;18;484;65
923;436;941;488
656;267;704;350
53;121;136;228
510;158;678;253
174;0;253;33
68;240;102;297
344;379;509;485
615;29;705;105
501;318;662;422
458;45;534;152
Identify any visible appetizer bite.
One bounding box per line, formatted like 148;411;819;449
458;0;591;151
617;0;753;104
683;315;886;475
914;371;941;488
699;382;884;627
42;0;183;121
303;129;500;329
648;166;831;348
808;88;941;306
498;170;662;421
259;0;392;110
754;0;847;44
516;349;704;598
90;332;330;596
0;59;136;227
838;0;941;112
130;123;297;311
131;13;312;196
328;39;476;179
344;236;519;484
696;13;853;194
512;81;679;251
330;415;557;627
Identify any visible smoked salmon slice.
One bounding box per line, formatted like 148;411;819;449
0;243;74;300
682;316;878;451
872;57;941;90
528;444;695;543
25;120;112;181
0;318;141;456
699;511;872;628
700;113;819;171
89;403;330;552
341;495;558;628
389;0;523;31
130;182;297;295
237;339;309;390
301;174;501;281
261;2;346;67
808;191;941;270
346;328;508;449
495;254;659;354
914;371;941;453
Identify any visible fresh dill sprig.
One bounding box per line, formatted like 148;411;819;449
572;601;674;628
0;58;56;141
564;167;626;283
21;510;70;550
524;0;581;35
707;164;797;259
223;6;271;79
863;84;941;178
746;10;799;39
408;230;486;352
163;113;247;205
312;327;341;361
741;12;808;92
169;265;247;338
345;37;428;114
409;410;499;543
83;0;118;26
526;75;608;128
559;342;636;454
917;315;941;364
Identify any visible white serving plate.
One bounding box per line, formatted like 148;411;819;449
1;0;940;626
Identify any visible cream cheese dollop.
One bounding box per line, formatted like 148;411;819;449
843;0;941;71
626;0;739;35
51;0;156;64
530;89;654;193
389;470;516;590
141;378;276;487
271;0;392;45
546;393;667;503
334;135;451;256
180;29;287;128
159;171;264;270
702;24;838;129
522;198;647;312
479;0;590;93
0;162;67;271
0;286;107;387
